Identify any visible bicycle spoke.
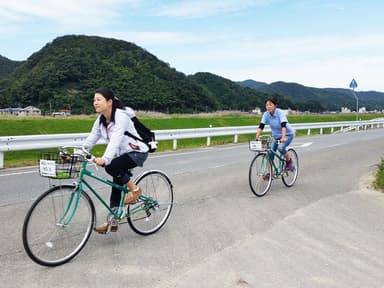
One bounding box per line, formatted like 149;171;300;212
249;153;272;197
23;186;95;266
282;148;299;187
128;171;173;235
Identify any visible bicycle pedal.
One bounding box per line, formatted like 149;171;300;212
109;218;119;232
110;225;118;232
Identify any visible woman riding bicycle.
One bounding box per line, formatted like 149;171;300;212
82;87;149;233
255;97;295;171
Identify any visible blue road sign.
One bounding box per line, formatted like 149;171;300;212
349;78;358;89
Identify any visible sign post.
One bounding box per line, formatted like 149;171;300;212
349;78;358;121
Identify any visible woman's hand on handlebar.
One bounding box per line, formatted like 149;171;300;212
93;157;105;167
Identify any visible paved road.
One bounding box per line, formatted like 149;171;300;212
1;129;384;288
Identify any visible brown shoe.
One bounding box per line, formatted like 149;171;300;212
124;187;142;205
94;223;118;234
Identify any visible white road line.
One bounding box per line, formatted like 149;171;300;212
298;142;313;147
0;170;37;177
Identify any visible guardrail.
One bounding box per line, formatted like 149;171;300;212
1;119;383;169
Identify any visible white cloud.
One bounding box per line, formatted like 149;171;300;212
0;0;141;29
147;32;384;64
156;0;274;18
102;31;209;46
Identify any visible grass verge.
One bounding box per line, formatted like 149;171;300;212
373;159;384;192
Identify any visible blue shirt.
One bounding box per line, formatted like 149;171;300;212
261;108;295;138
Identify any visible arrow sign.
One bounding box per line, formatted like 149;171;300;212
349;78;358;89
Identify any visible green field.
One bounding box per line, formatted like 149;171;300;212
1;112;381;136
1;113;384;176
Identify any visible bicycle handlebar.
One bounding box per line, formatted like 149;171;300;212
59;146;95;162
255;136;281;144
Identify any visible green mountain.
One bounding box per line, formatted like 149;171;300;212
189;72;263;110
238;80;384;112
237;79;268;89
0;55;23;80
0;35;220;113
189;73;295;110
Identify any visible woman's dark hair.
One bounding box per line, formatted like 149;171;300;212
265;96;277;105
95;87;125;109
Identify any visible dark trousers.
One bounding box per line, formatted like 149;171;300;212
104;153;138;208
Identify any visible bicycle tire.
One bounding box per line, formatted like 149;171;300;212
282;148;299;187
249;153;272;197
22;185;95;266
128;170;173;235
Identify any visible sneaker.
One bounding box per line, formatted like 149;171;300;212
285;159;293;171
124;187;142;205
94;223;118;234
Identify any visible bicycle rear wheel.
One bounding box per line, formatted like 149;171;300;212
249;153;272;197
128;170;173;235
22;185;95;266
282;148;299;187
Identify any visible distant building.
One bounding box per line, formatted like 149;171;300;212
19;106;41;116
341;107;351;113
358;107;366;113
252;107;262;114
51;109;71;117
0;107;22;115
284;108;297;115
0;106;41;116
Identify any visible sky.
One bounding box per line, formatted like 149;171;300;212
0;0;383;91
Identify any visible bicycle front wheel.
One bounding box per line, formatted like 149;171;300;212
282;148;299;187
128;170;173;235
249;153;272;197
22;185;95;266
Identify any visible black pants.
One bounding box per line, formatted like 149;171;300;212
105;153;138;208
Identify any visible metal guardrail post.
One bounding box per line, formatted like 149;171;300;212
173;139;177;150
0;152;3;169
207;125;212;146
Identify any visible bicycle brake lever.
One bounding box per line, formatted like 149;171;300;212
91;158;99;170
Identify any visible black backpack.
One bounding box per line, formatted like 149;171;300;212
124;116;157;153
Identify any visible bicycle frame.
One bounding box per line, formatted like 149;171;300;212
265;149;286;177
61;159;157;226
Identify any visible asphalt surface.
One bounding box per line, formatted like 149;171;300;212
1;129;384;288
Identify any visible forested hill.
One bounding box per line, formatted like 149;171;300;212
0;55;23;80
189;73;294;111
238;80;384;111
0;35;267;114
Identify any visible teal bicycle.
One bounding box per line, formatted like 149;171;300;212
22;146;174;267
248;136;299;197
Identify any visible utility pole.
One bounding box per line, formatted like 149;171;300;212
349;78;358;121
